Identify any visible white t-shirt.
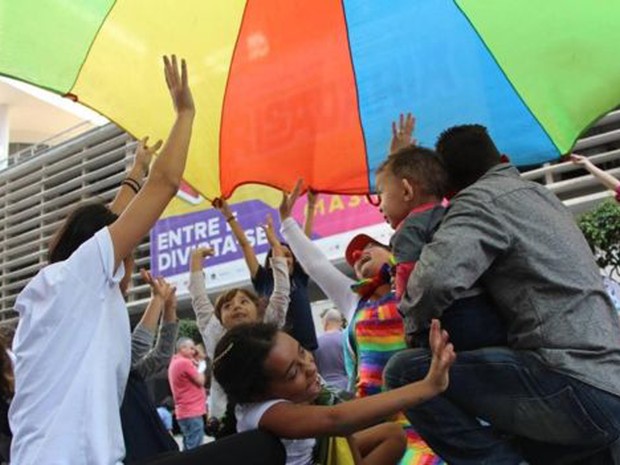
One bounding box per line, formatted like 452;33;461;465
9;228;131;465
236;399;316;465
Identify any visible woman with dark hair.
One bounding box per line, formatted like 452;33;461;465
9;55;195;465
213;198;318;352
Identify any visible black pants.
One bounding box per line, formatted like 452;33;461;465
135;430;285;465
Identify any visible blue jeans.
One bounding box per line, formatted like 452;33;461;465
177;416;204;451
384;347;620;465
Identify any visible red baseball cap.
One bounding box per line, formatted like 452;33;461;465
345;233;387;267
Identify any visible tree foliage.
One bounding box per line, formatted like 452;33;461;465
578;200;620;276
177;318;202;344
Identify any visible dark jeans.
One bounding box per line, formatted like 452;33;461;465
137;430;286;465
409;294;507;351
384;347;620;465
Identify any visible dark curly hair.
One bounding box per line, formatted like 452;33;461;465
213;322;279;404
48;201;118;263
435;124;502;192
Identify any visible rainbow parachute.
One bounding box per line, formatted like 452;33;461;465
1;1;619;199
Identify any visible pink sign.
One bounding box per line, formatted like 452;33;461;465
292;193;385;239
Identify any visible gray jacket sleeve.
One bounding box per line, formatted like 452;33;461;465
131;323;155;367
132;321;179;379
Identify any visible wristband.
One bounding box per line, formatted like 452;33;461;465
226;215;235;223
122;177;141;194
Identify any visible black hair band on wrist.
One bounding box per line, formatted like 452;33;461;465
226;215;235;223
122;177;141;194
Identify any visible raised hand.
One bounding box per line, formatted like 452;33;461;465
390;112;416;154
279;178;303;221
569;153;590;166
212;197;234;220
141;269;174;302
424;319;456;394
133;137;163;177
262;214;283;257
163;54;194;116
261;214;277;245
190;246;214;273
163;285;178;322
304;189;318;238
307;189;318;209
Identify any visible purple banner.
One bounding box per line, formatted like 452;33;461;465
150;200;278;278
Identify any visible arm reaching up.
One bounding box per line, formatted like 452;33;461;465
109;137;163;215
304;190;318;238
131;270;178;378
261;215;290;327
571;154;620;194
188;247;225;359
213;197;260;278
109;55;195;270
279;180;358;320
389;112;416;154
130;269;172;365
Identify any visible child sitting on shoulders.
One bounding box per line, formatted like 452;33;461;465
213;319;455;465
188;215;290;435
375;145;507;350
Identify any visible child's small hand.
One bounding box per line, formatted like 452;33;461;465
133;137;163;177
212;197;234;220
163;55;194;116
424;319;456;394
569;153;590;167
307;189;318;209
262;214;284;258
261;214;278;244
141;269;174;301
279;178;303;221
390;112;416;154
164;286;177;312
190;247;214;271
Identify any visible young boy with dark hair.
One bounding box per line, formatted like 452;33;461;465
376;145;506;350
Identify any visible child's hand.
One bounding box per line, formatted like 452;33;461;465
424;319;456;394
163;55;194;116
261;214;279;246
190;247;214;272
569;153;591;167
133;137;163;177
164;286;177;313
212;197;234;220
307;189;318;209
141;269;174;302
390;112;416;154
279;178;303;221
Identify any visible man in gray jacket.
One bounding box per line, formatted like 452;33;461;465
384;125;620;465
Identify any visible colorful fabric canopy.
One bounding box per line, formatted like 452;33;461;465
1;1;619;199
